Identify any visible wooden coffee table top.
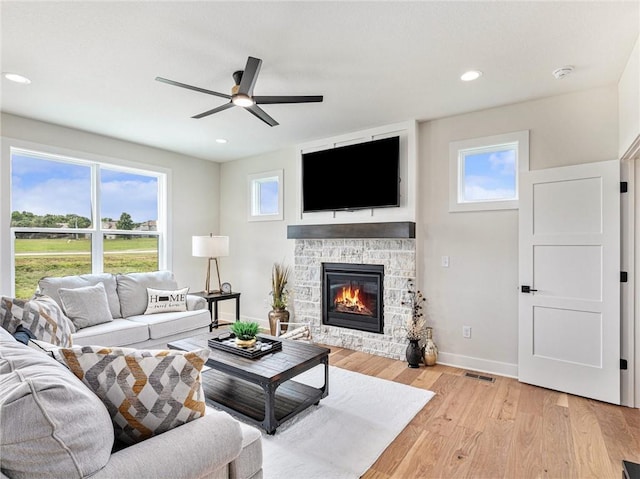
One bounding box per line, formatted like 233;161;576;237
168;332;330;383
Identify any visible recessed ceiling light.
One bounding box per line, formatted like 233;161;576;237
3;72;31;84
215;138;228;144
460;70;483;82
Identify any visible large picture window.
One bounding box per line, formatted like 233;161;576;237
449;130;529;212
10;148;166;299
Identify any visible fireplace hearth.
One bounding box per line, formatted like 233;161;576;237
322;263;384;334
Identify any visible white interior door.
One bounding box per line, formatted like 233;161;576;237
519;160;620;404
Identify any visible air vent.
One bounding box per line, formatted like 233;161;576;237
464;372;495;383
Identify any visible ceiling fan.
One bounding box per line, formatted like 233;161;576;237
156;56;323;127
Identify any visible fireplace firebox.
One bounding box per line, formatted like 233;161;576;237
322;263;384;334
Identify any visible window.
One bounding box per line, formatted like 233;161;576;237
449;130;529;212
10;148;166;299
248;169;283;221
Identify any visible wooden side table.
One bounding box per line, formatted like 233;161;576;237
191;291;241;330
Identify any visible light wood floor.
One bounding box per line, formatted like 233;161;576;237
325;345;640;479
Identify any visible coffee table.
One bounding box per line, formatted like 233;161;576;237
168;332;330;434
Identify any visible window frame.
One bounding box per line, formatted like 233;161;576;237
248;169;284;222
449;130;529;212
7;143;169;296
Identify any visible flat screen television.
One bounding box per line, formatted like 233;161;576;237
302;136;400;212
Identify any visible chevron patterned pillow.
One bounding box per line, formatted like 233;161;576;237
0;295;74;346
56;346;209;445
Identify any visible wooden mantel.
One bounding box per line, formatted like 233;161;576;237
287;222;415;239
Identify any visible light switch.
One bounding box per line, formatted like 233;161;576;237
441;256;450;268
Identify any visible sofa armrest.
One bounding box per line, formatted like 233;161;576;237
187;294;207;311
92;410;243;479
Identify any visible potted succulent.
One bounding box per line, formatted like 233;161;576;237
230;321;260;348
268;262;291;335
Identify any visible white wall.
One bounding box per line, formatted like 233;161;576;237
419;86;618;376
218;148;297;328
0;113;221;295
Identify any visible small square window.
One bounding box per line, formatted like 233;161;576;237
248;169;284;221
450;131;529;212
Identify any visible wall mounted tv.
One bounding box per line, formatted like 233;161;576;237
302;136;400;213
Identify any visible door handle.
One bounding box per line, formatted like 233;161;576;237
521;285;538;293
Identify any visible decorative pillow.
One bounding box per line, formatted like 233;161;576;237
0;295;74;346
58;282;113;330
38;273;122;319
144;287;189;315
55;346;209;445
116;270;179;317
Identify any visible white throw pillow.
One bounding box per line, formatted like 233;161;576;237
144;287;189;315
58;282;113;330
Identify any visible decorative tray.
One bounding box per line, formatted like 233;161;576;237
208;333;282;359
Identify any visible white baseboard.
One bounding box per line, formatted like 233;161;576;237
436;351;518;379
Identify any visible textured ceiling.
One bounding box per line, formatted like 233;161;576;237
1;1;638;162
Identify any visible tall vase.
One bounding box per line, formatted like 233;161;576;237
423;327;438;366
268;308;290;336
406;339;422;368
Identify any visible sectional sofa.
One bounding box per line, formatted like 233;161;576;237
0;270;263;478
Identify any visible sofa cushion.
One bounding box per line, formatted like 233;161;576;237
127;309;211;340
116;270;178;318
38;273;122;319
56;345;209;445
71;318;150;346
0;295;74;346
144;286;189;315
58;282;114;330
0;327;113;479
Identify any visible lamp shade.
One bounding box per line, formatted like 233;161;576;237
192;235;229;258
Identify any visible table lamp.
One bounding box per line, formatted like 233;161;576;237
192;234;229;294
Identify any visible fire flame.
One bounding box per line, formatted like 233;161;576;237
334;285;366;312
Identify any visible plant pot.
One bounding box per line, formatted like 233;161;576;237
235;337;257;348
268;308;290;335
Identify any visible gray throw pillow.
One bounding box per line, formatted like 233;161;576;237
116;270;178;317
0;326;113;478
38;273;122;319
58;282;113;330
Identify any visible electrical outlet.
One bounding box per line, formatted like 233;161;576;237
441;256;450;268
463;326;472;338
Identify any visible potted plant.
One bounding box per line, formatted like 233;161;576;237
230;321;260;348
268;262;291;335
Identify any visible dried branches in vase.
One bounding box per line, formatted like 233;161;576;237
402;280;427;341
270;262;290;310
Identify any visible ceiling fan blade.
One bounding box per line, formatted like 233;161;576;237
254;95;324;104
237;57;262;96
155;77;231;100
192;102;235;119
246;105;279;127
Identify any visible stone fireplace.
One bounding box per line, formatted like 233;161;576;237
289;222;416;360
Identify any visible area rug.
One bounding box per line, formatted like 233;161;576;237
260;365;435;479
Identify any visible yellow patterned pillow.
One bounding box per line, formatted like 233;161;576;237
56;346;209;445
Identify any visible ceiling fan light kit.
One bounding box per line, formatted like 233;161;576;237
157;56;323;127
